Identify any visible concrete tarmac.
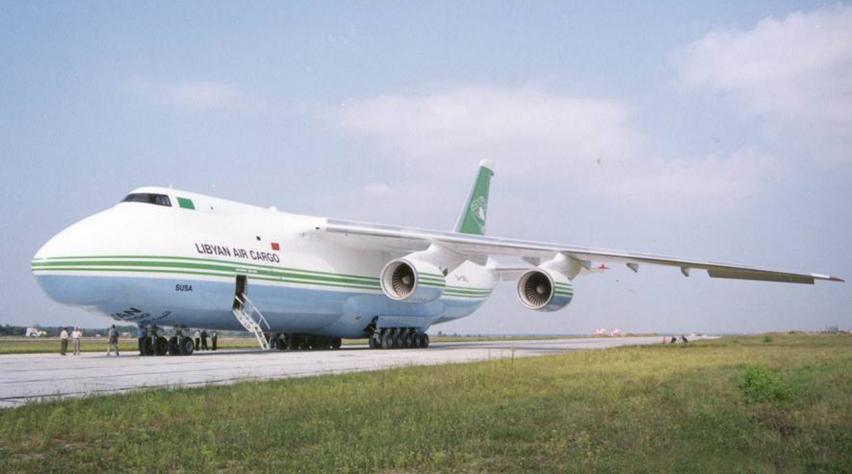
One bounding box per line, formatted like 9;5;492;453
0;336;710;408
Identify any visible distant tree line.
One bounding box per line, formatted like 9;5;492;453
0;324;141;337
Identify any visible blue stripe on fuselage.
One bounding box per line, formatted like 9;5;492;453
34;273;486;338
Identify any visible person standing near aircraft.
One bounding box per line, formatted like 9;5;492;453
138;326;147;355
71;327;82;355
59;327;69;355
211;331;218;351
107;325;119;356
193;329;201;351
149;326;159;355
201;330;209;350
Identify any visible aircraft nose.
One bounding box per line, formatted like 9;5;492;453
31;212;113;306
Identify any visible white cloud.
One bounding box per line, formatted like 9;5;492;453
327;86;776;213
676;5;852;161
131;80;249;110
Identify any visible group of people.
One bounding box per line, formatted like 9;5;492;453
59;325;121;356
60;325;223;356
662;335;689;344
58;327;83;355
192;329;218;351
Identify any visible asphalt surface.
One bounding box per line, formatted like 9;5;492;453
0;336;712;408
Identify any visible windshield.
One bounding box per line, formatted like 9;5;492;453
122;193;172;207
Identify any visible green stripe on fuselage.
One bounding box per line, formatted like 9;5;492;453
31;258;493;299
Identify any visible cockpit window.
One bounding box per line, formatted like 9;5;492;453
122;193;172;207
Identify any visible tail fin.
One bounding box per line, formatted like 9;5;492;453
454;160;494;235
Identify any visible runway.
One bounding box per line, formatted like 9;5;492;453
0;336;710;408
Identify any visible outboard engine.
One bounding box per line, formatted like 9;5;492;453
517;258;576;312
380;257;446;303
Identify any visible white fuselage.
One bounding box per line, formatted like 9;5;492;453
32;188;497;337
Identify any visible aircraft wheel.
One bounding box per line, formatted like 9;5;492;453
393;331;404;349
332;337;342;350
369;333;379;349
276;334;288;351
141;338;154;356
381;331;393;349
179;337;194;355
413;333;423;348
167;336;180;355
403;331;414;348
155;336;169;355
421;334;430;349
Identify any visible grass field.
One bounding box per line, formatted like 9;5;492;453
0;334;565;354
0;334;848;472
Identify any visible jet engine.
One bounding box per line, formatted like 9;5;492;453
380;257;446;303
517;268;574;312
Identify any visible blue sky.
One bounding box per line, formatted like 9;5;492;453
1;1;850;333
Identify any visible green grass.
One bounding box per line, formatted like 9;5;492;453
0;337;260;354
0;335;565;354
0;334;848;472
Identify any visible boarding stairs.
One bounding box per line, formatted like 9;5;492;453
233;294;271;351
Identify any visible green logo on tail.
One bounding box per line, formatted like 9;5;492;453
455;162;493;235
470;196;487;226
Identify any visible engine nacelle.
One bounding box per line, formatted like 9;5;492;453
380;257;446;303
517;268;574;312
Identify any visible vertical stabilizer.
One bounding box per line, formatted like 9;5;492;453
454;160;494;235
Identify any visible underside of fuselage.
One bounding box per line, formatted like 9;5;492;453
34;269;490;339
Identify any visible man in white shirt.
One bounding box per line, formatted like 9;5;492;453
59;328;69;355
71;327;82;356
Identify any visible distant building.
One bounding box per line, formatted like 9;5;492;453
594;328;608;336
25;327;47;337
609;328;622;337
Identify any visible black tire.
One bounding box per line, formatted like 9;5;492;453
141;338;154;356
155;336;168;355
180;337;194;355
276;334;288;351
393;331;404;349
421;334;430;349
403;332;414;348
332;337;342;350
168;336;180;355
369;333;379;349
413;333;423;348
381;331;392;349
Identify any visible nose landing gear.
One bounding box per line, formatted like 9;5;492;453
139;325;194;356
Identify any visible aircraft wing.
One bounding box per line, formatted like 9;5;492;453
323;219;843;285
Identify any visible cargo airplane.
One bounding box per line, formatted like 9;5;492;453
32;161;843;355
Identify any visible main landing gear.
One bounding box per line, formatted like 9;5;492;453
268;333;342;351
369;328;429;349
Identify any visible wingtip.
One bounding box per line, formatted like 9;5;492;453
829;276;845;283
